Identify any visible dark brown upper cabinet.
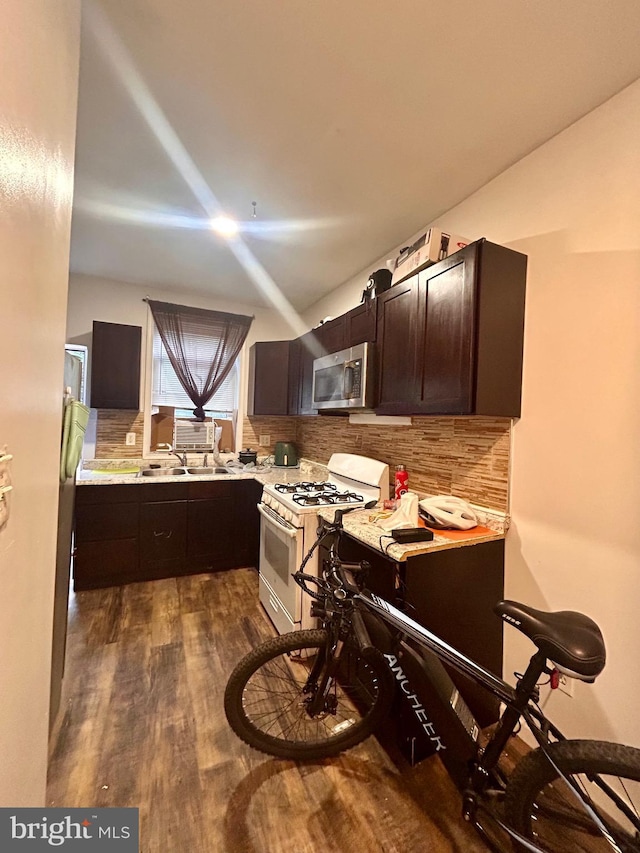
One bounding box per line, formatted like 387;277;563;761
344;300;377;346
247;340;293;416
376;239;526;417
90;321;141;409
313;315;347;355
292;330;321;416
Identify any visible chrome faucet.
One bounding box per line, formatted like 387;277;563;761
173;450;187;467
203;453;208;467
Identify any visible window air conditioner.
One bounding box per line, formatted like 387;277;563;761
173;418;216;450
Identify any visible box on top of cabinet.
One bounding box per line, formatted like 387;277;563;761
391;226;470;285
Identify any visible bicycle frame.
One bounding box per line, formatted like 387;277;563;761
292;523;633;852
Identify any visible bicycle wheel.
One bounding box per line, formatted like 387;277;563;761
224;629;394;760
504;739;640;851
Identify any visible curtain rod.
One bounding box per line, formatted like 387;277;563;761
142;298;254;320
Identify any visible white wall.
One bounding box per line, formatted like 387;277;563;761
66;274;296;452
308;79;640;748
0;0;80;805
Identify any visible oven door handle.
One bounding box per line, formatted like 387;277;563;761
257;503;299;538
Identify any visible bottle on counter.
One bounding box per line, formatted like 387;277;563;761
394;464;409;500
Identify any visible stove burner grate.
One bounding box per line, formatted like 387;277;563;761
274;481;336;494
292;490;364;507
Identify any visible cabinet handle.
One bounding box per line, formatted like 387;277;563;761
153;530;173;538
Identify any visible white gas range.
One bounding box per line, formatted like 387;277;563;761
257;453;389;635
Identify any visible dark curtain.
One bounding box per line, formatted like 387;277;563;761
146;300;253;421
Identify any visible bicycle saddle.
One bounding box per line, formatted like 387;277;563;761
495;600;606;681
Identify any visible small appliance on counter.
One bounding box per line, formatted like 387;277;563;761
238;448;258;465
273;441;298;467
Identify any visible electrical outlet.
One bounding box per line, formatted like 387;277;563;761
558;672;574;697
125;432;136;446
259;434;271;446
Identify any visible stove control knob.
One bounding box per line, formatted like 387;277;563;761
285;509;293;522
264;494;273;507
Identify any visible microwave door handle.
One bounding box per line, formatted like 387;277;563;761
343;363;355;398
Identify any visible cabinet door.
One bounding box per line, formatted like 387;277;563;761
74;539;139;591
237;479;263;568
139;500;187;577
314;315;347;355
187;496;237;570
345;300;377;346
415;247;477;414
404;539;504;728
247;341;292;415
297;331;321;415
375;275;421;414
90;321;141;409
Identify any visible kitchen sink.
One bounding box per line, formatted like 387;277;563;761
140;466;232;477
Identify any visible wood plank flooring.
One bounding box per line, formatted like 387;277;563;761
47;568;488;852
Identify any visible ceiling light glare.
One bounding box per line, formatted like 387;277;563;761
210;215;238;236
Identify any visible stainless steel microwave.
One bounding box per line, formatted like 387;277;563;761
311;342;376;410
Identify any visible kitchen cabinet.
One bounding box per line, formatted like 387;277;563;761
90;321;141;410
279;306;379;417
74;484;141;589
376;239;526;417
344;300;377;346
247;340;293;416
140;500;187;578
313;315;347;355
249;298;377;417
292;330;322;416
322;525;504;762
187;480;238;571
74;478;262;590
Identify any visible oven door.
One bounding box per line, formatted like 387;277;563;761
257;504;304;634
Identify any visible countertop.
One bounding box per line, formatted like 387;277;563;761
78;459;508;561
316;505;506;562
77;458;327;488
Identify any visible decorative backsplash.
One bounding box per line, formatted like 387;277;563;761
242;416;298;455
95;410;145;458
95;411;512;512
295;415;512;512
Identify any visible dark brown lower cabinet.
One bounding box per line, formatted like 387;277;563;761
322;527;504;763
187;481;237;571
140;500;187;579
74;479;263;590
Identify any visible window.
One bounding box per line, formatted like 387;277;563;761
151;324;238;416
149;324;239;452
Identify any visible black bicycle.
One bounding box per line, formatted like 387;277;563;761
224;508;640;852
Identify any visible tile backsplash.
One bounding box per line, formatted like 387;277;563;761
95;410;512;512
294;415;512;512
95;410;145;458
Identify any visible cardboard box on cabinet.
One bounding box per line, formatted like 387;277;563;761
391;227;470;285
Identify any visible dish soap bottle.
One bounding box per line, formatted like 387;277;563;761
394;464;409;500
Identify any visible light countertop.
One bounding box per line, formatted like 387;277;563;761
316;505;506;562
77;458;328;488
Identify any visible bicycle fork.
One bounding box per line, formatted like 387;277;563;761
304;637;345;717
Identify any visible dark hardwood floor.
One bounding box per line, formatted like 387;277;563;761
47;568;488;852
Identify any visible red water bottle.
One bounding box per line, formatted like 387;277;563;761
394;464;409;500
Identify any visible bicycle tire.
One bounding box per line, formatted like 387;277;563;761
224;629;394;760
504;739;640;851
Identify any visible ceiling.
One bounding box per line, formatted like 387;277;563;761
71;0;640;316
